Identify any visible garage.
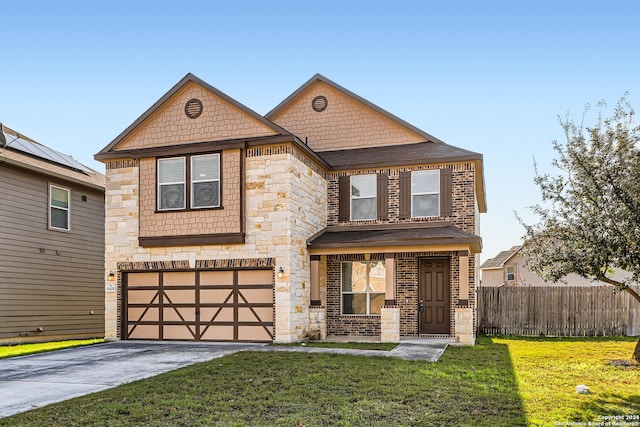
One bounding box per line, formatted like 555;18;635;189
123;269;274;342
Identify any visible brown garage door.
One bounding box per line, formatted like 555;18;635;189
124;269;274;342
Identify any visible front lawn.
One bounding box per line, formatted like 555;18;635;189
0;339;103;359
1;336;638;426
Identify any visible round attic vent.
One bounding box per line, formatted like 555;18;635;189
311;95;328;112
185;99;203;119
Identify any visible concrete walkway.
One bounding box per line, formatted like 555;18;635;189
0;338;450;419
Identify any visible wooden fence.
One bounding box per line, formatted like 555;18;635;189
477;285;640;336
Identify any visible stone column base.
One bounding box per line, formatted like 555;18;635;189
308;306;326;340
454;307;475;345
380;306;400;343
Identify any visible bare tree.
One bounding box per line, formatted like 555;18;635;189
521;97;640;362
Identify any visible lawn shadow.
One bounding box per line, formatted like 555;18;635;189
435;336;528;426
572;393;640;422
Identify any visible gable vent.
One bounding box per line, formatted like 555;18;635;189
312;95;328;112
185;99;203;119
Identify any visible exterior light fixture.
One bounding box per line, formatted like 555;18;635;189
107;271;115;282
277;267;285;279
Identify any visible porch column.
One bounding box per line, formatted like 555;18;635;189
384;253;396;305
310;255;321;306
455;250;474;345
308;255;326;340
458;251;469;306
381;253;399;342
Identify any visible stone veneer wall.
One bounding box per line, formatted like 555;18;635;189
104;147;327;342
326;162;477;233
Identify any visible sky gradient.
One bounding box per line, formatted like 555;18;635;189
2;0;639;263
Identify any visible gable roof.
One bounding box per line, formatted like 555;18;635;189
265;73;445;144
96;73;291;158
318;141;482;169
0;124;104;190
480;245;522;270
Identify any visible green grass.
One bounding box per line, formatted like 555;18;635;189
271;341;398;351
493;336;640;426
0;339;103;359
1;336;638;426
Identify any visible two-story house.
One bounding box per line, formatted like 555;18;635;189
95;73;486;344
0;124;105;344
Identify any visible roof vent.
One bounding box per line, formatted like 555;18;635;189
312;95;328;112
185;99;203;119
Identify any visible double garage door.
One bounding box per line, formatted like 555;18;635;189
124;269;274;342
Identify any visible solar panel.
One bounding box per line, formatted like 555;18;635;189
1;131;91;174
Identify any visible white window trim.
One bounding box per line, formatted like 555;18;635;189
49;184;70;231
190;153;221;209
341;261;385;316
157;157;186;211
411;170;440;218
506;266;516;281
350;174;377;221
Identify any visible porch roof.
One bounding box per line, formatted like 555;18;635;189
307;222;482;254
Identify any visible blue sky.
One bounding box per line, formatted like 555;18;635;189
2;0;639;263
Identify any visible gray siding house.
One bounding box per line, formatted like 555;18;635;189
0;125;105;344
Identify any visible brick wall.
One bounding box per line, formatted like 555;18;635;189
326;162;477;234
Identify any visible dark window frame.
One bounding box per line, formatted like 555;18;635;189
156;151;223;213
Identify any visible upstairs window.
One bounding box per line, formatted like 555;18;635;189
191;154;220;208
350;174;377;220
342;261;386;315
412;170;440;217
158;157;186;210
506;266;516;281
157;153;221;211
49;184;70;231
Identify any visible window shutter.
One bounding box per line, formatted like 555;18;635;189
440;168;452;217
338;175;350;222
399;171;411;219
377;172;388;220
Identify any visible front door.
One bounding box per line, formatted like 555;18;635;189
419;258;451;335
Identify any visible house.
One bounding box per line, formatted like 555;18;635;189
95;73;486;345
0;124;105;344
480;245;631;286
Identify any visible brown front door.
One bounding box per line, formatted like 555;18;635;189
419;258;451;335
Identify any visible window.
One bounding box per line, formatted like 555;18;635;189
49;184;70;231
350;174;377;220
506;266;516;281
157;154;221;211
341;261;386;315
158;157;186;210
191;154;220;208
411;170;440;217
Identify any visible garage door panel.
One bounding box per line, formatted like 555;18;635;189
200;307;234;322
128;290;158;304
164;289;195;304
128;307;159;322
128;272;159;286
238;326;273;341
163;307;196;322
201;326;234;341
200;271;234;286
239;288;273;303
128;324;159;340
163;272;196;286
238;270;273;285
200;289;233;302
163;325;196;340
238;307;273;322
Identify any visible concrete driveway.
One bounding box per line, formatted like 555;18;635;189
0;341;263;418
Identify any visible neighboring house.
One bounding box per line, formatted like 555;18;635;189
0;124;105;344
95;73;486;345
481;245;631;286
